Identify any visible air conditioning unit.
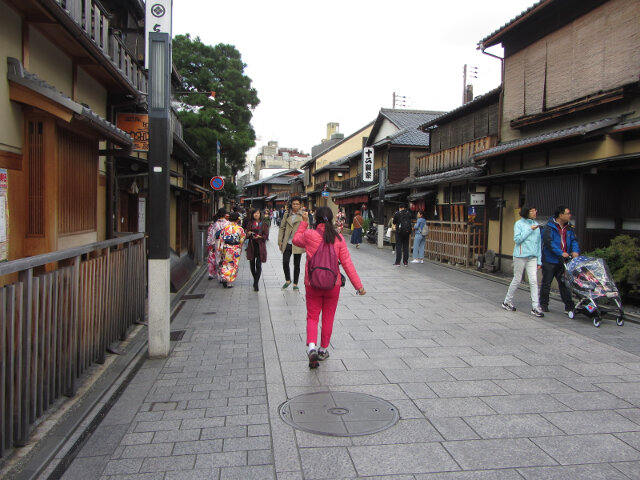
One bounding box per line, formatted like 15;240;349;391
337;173;343;177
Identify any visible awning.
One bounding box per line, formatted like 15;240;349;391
189;183;210;194
7;57;132;148
387;166;483;191
265;194;277;201
370;192;405;201
474;117;621;161
407;190;436;201
170;184;199;195
242;196;266;202
474;152;640;181
333;194;369;205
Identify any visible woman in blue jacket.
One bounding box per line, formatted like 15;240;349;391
502;206;544;317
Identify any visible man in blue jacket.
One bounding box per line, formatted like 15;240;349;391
539;205;580;313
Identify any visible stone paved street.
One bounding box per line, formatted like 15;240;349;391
61;226;640;479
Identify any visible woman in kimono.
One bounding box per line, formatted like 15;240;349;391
335;207;346;234
207;208;228;280
207;208;229;283
218;212;246;288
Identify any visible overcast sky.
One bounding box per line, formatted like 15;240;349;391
172;0;536;161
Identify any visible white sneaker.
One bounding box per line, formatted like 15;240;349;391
501;302;516;312
410;259;421;263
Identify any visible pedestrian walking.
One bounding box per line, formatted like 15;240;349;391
411;210;427;263
246;208;269;291
207;208;229;282
218;212;246;289
501;206;545;317
262;208;272;228
393;205;412;266
350;210;364;248
272;208;279;226
539;205;580;313
387;214;397;254
335;207;346;234
278;196;304;290
206;214;218;280
308;208;315;229
293;206;366;368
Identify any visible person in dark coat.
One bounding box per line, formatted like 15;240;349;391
246;208;270;291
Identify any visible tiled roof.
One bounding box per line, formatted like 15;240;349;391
314;155;352;175
386;166;484;191
7;57;132;147
384;126;431;147
420;87;501;130
474;117;621;160
478;0;548;49
611;117;640;133
380;109;444;129
243;169;302;187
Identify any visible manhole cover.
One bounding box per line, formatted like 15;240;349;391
279;391;399;436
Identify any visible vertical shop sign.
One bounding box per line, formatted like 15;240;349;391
0;168;8;261
362;147;374;182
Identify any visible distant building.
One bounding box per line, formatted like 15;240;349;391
253;141;310;180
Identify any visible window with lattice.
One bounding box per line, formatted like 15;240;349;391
58;128;97;234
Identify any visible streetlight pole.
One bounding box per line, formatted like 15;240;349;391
147;5;172;357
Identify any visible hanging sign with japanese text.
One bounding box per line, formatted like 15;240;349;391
0;168;8;261
362;147;374;182
116;113;149;151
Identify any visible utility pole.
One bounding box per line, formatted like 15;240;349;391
392;92;408;109
462;64;478;104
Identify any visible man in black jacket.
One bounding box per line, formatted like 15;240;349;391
393;206;412;267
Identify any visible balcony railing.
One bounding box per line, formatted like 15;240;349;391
415;137;497;177
342;168;380;191
0;234;146;458
55;0;148;93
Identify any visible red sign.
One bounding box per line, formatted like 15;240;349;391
210;176;224;190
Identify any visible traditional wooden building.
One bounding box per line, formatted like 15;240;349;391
475;0;640;270
241;169;302;210
304;122;374;213
0;0;207;461
383;89;500;265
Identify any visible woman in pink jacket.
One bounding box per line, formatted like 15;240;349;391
293;206;366;368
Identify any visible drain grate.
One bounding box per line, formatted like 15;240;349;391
169;330;185;341
182;293;205;300
279;391;399;437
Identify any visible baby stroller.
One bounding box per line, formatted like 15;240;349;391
563;256;624;328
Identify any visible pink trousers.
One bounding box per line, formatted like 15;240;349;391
306;284;341;348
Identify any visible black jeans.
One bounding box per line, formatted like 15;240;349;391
249;255;262;287
539;261;574;310
282;244;301;284
395;233;410;265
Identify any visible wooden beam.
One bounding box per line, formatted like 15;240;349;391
0;150;22;171
9;82;74;123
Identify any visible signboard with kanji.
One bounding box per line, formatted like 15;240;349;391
145;0;173;68
362;147;374;182
0;168;8;261
116;113;149;151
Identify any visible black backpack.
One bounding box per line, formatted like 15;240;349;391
398;211;411;234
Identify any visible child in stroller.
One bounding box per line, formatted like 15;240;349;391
563;256;624;327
